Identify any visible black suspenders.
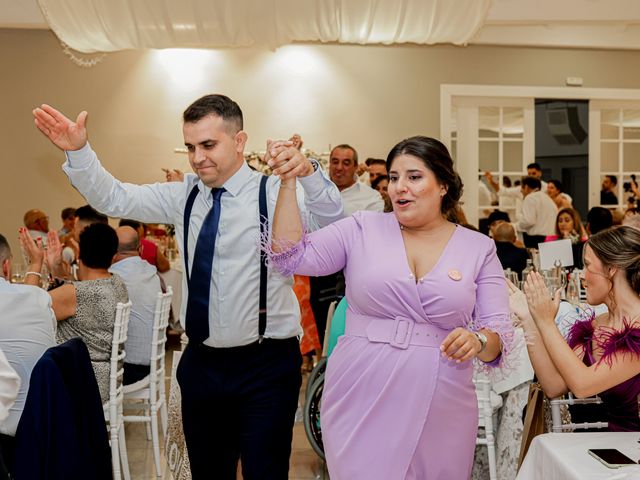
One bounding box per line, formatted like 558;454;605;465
183;175;270;340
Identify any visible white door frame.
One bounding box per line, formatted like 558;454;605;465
441;84;640;225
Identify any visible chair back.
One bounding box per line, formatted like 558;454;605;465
149;288;173;399
108;301;132;410
474;375;499;480
550;394;608;432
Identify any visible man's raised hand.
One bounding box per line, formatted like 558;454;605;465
33;104;88;151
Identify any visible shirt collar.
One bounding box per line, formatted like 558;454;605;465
197;161;253;199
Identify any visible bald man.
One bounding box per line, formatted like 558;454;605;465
23;209;50;245
493;222;529;278
109;226;162;385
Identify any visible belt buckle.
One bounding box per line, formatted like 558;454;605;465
390;317;413;349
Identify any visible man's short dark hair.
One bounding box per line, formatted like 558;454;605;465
331;144;358;164
487;210;511;225
606;175;618;185
182;94;243;133
521;176;542;190
587;207;614;235
75;205;108;224
61;207;76;220
78;223;118;269
527;162;542;172
0;234;11;265
365;158;385;167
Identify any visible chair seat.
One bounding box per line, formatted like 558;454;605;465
123;375;151;394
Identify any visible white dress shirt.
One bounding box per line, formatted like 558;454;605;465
0;348;20;425
340;181;384;216
63;143;344;347
0;278;56;435
109;256;162;365
516;190;558;236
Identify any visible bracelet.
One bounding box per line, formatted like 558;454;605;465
25;271;42;278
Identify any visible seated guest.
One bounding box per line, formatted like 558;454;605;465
623;207;640;231
371;175;392;212
22;209;49;245
493;222;529;278
365;158;388;185
586;206;613;236
58;207;76;238
19;224;128;403
486;209;511;238
0;233;56;468
510;226;640;431
109;226;162;385
545;207;588;269
60;204;108;269
118;219;170;273
546;179;573;209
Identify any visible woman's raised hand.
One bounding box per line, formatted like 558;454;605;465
32;104;88;151
18;227;44;268
506;279;532;328
523;272;561;327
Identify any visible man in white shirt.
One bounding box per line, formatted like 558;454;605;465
485;163;548;221
516;176;558;248
33;94;343;479
329;144;384;216
0;233;56;466
109;226;162;386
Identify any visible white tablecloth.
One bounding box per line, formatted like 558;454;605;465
517;432;640;480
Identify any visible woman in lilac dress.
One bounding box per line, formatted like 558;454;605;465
267;136;514;479
513;226;640;431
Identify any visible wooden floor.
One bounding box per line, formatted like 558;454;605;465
127;350;328;479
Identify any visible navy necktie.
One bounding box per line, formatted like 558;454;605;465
185;187;225;344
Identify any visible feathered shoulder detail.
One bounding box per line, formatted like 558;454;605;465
567;310;640;367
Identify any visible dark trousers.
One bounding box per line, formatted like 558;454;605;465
523;233;546;249
123;362;150;385
177;338;302;480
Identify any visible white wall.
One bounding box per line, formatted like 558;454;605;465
2;28;640;256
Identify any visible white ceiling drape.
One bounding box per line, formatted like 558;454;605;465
37;0;493;53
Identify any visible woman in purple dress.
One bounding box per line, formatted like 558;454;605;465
267;136;514;479
513;226;640;431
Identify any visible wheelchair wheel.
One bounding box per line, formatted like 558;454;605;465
305;357;327;398
303;372;325;460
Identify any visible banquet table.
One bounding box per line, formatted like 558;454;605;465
517;432;640;480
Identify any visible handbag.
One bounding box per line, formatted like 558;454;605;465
518;381;546;468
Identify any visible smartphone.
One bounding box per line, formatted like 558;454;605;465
588;449;637;468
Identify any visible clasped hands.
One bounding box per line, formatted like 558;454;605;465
18;228;67;279
264;135;314;181
507;272;561;330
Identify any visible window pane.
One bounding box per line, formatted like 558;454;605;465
479;141;499;171
622;110;640;140
503;141;523;172
502;107;524;139
601;142;619;172
601;109;620;139
623;142;640;171
451;139;457;162
479;107;499;138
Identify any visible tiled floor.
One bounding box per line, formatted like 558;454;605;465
127;350;327;479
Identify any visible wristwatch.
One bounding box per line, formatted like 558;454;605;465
309;158;319;172
474;331;488;353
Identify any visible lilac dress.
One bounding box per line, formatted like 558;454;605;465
567;317;640;432
271;211;514;479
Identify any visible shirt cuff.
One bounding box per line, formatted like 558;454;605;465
297;165;331;198
63;142;94;169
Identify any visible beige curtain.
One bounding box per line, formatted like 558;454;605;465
38;0;493;53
